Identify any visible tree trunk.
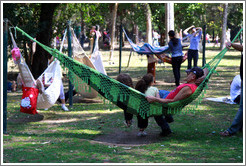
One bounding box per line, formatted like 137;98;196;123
165;3;174;45
220;3;228;50
109;3;118;61
144;3;152;44
31;3;58;79
160;32;165;46
134;24;139;45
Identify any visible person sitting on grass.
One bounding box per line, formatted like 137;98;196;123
7;80;17;92
146;67;208;136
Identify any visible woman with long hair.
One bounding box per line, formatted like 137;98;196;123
168;30;184;86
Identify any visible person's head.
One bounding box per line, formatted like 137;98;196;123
135;73;154;93
168;30;175;39
168;30;178;46
116;73;133;88
184;67;204;83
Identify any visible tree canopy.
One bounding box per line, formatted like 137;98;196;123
3;2;243;76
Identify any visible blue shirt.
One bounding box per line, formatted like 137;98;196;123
168;38;183;57
188;30;202;50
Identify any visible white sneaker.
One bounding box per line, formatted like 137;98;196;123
137;131;147;137
62;105;69;111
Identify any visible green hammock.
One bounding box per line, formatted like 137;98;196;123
14;26;243;118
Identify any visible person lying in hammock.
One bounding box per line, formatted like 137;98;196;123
14;54;69;111
146;66;209;104
144;66;208;136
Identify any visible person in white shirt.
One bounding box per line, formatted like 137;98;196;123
230;75;241;104
226;29;231;42
152;30;160;47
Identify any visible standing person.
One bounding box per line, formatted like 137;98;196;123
92;25;101;53
206;33;210;43
220;42;243;136
183;25;202;69
214;35;219;47
89;26;96;53
135;73;173;137
226;29;231;42
168;30;184;86
152;29;160;47
80;30;86;49
116;73;134;127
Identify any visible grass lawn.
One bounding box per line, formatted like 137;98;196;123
3;46;243;163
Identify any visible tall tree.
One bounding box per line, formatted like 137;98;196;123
220;3;228;50
165;3;174;44
143;3;152;44
109;3;118;61
150;3;166;46
31;3;59;79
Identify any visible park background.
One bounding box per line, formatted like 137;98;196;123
2;2;244;164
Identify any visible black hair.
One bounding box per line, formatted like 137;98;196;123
168;30;179;46
135;73;154;93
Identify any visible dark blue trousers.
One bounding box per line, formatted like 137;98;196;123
187;49;199;69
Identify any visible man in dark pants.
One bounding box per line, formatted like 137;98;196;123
183;25;202;69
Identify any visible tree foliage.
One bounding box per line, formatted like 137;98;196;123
3;2;243;59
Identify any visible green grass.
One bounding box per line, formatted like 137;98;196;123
3;48;243;163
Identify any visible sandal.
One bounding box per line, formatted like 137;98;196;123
219;130;232;137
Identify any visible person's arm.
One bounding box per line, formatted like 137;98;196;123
146;86;193;104
226;42;243;52
196;27;202;38
195;68;209;85
156;90;160;98
183;25;195;35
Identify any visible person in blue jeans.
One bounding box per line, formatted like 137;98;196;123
183;25;202;69
220;42;243;136
168;30;184;86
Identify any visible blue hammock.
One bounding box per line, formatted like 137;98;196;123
123;28;169;55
